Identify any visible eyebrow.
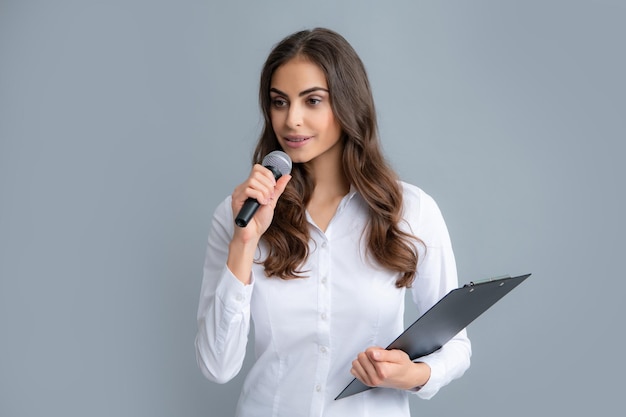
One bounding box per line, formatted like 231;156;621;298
270;87;329;97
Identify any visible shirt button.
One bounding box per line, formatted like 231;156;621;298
321;242;328;249
319;346;327;353
235;294;244;302
321;313;327;320
321;276;327;285
315;384;322;392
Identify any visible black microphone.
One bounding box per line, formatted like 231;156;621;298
235;150;292;227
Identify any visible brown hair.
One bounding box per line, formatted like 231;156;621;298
253;28;421;288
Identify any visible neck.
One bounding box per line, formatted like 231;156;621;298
306;143;350;199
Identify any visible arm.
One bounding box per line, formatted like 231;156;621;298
194;198;253;383
194;167;291;383
406;190;472;399
350;186;471;397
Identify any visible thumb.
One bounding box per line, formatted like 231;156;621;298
369;348;407;364
274;174;292;197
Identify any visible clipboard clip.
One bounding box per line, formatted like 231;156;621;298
465;275;511;288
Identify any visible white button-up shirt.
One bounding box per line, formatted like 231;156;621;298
196;182;471;417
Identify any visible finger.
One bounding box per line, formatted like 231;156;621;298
367;348;408;365
355;352;382;387
362;349;388;382
251;174;291;210
250;165;278;194
234;169;277;206
252;164;278;187
245;179;273;204
232;184;268;209
351;357;376;387
272;174;291;198
365;348;406;383
350;358;368;384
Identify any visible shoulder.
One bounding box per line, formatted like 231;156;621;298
399;181;441;219
399;181;451;247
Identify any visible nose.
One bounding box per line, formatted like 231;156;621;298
286;103;303;128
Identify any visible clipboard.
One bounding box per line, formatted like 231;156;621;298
335;273;531;400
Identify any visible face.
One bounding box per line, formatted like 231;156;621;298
269;56;343;166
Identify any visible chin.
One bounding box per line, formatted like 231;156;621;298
279;149;308;164
288;156;310;165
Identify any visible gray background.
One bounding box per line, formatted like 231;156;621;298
1;0;624;416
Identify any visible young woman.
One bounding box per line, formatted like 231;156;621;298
195;28;471;417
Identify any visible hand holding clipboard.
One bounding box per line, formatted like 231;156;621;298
335;274;531;400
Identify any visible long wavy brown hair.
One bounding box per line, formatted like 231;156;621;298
253;28;422;288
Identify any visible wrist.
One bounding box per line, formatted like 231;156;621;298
407;361;431;390
227;238;259;285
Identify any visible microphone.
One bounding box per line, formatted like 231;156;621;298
235;150;292;227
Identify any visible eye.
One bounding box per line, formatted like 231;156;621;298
307;97;322;106
271;97;288;108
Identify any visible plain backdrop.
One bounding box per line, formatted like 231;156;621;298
1;1;624;416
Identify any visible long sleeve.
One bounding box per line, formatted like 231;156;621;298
195;196;254;384
403;185;472;399
194;185;470;416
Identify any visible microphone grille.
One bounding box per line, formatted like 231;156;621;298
262;150;292;176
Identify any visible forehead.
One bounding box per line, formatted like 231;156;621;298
270;57;328;92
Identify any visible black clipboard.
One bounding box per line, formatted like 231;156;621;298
335;273;531;400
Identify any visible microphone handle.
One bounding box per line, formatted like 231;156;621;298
235;198;260;228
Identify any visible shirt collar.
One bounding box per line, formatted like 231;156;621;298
336;184;359;214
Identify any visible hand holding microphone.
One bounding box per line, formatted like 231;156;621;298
234;150;292;228
227;151;291;285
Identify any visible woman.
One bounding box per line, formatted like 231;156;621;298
195;28;471;417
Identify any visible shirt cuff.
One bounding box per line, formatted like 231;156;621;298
411;355;445;399
215;266;254;314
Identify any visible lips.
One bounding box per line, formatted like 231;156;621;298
285;135;311;142
282;135;312;149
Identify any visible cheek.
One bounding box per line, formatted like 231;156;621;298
316;110;336;132
322;113;342;140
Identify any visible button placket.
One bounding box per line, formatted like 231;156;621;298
313;236;331;405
